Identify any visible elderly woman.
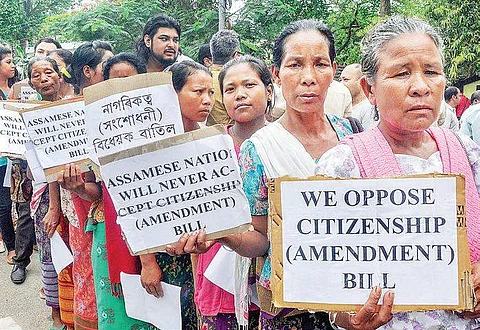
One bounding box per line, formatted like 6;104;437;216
176;19;394;330
27;56;71;330
316;16;480;329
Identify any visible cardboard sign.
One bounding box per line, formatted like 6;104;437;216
269;174;474;312
0;109;30;158
0;101;44;111
84;72;184;161
100;125;251;255
21;98;94;182
12;82;38;101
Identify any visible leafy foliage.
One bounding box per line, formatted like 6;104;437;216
1;0;478;83
0;0;77;50
40;0;218;58
425;0;480;81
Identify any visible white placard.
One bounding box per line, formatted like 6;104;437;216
280;177;459;306
20;85;37;101
85;85;184;160
100;133;251;254
0;109;30;157
21;100;88;169
24;142;47;183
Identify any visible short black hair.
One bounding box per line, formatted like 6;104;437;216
471;91;480;103
103;52;147;80
34;38;62;52
210;30;240;65
169;60;211;93
0;45;11;61
136;14;181;63
272;19;336;69
197;44;212;64
444;86;459;102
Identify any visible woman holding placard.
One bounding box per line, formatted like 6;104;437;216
82;52;153;330
173;55;273;330
174;20;395;329
57;40;113;330
316;16;480;330
135;60;214;330
27;56;72;330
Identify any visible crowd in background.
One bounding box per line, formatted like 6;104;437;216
0;12;479;330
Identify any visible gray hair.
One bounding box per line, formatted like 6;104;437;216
361;16;443;84
210;30;240;65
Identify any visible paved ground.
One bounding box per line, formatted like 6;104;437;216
0;249;51;330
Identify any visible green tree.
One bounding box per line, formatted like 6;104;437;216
425;0;480;82
232;0;331;59
0;0;77;53
40;0;218;58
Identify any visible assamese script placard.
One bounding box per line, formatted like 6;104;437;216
0;109;30;158
99;125;251;255
84;72;184;161
269;175;474;312
21;99;88;169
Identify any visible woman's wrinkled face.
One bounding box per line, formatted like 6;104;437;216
366;33;446;133
29;60;60;100
177;70;214;123
273;30;336;114
0;53;16;80
222;62;272;123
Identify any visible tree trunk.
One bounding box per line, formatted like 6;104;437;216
20;0;33;52
379;0;391;16
218;0;226;30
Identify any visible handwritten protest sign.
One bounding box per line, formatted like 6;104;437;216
21;98;93;182
100;125;251;255
12;82;38;101
84;72;184;161
0;109;30;158
269;175;473;312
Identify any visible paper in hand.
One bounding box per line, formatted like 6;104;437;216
120;272;182;330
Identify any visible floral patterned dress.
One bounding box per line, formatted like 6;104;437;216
155;253;197;329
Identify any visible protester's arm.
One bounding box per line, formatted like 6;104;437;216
57;164;101;201
218;215;268;257
331;287;394;330
43;181;62;237
168;215;269;258
139;254;163;298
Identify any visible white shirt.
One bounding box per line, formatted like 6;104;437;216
351;99;378;129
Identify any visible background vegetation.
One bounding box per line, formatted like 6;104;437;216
1;0;478;83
